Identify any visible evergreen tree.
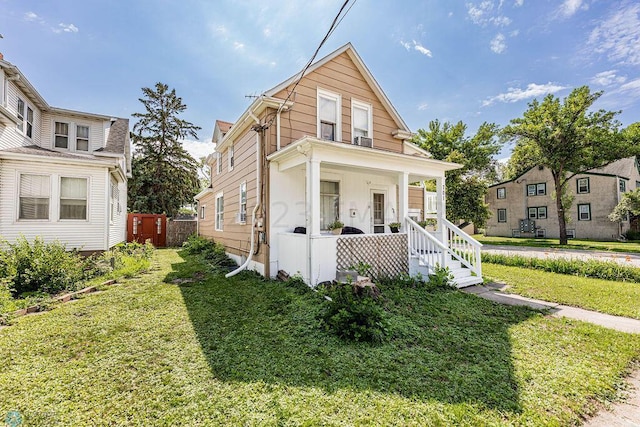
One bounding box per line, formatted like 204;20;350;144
128;83;201;217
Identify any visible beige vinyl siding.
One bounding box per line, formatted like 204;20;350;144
408;186;424;217
270;51;403;155
0;159;109;250
205;127;266;267
197;192;217;238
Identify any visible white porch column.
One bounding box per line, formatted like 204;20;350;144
436;176;446;242
306;158;321;236
398;172;409;223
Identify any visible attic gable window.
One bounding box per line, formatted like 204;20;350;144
26;107;34;138
17;98;25;132
317;88;341;142
76;125;89;151
351;99;372;144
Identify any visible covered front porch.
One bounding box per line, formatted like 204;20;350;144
267;137;481;286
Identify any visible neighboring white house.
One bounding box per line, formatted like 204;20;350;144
0;54;131;252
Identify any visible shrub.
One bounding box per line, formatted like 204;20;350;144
482;253;640;283
320;281;389;343
0;237;86;296
181;235;236;272
624;230;640;241
427;265;455;289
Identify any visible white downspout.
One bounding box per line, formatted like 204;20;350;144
226;112;262;278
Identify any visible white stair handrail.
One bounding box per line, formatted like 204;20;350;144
440;218;483;277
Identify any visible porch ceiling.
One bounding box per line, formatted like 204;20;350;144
267;137;461;180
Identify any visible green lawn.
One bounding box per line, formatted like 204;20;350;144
474;234;640;253
483;263;640;320
1;249;640;426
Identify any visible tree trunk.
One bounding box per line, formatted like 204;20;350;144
554;176;568;245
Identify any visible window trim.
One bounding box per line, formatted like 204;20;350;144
576;177;590;194
26;106;33;139
215;192;224;231
528;206;547;219
350;98;373;144
59;176;89;221
109;178;120;224
54;121;70;150
320;179;340;230
578;203;591;221
228;145;234;172
527;183;546;196
497;187;506;199
317;88;341;142
239;181;247;224
620;178;627;193
17;173;51;221
497;208;507;223
76;124;90;152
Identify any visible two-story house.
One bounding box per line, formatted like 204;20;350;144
485;158;640;240
196;43;483;287
0;54;131;252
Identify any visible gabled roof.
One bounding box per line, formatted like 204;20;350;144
265;43;410;133
95;118;129;155
215;120;233;134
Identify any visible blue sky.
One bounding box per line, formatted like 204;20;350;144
1;0;639;160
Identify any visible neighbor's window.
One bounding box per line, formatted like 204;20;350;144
228;144;234;171
239;181;247;223
528;206;547;219
527;183;546;196
110;178;119;223
19;174;50;220
54;122;69;149
76;125;89;151
215;192;224;231
351;99;372;142
497;208;507;223
577;177;589;194
26;107;33;138
578;203;591;221
216;152;222;174
620;179;627;193
60;177;88;220
497;187;506;199
318;89;341;141
320;180;340;230
200;205;205;219
17;98;25;132
528;207;537;219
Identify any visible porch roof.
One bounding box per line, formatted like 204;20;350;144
266;137;461;180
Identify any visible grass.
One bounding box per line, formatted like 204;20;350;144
0;249;639;425
474;234;640;253
484;263;640;320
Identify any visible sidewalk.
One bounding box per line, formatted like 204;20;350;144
462;283;640;426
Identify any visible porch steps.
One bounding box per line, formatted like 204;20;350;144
409;255;482;288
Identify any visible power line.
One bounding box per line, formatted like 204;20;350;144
266;0;357;127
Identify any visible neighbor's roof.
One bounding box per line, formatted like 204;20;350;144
215;120;233;134
95;118;129;155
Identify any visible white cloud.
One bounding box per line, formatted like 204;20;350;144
263;27;271;37
514;0;524;6
24;11;43;23
510;29;520;37
466;1;512;27
400;40;411;51
482;82;568;106
558;0;586;18
610;78;640;98
588;3;640;66
490;33;506;53
413;40;432;57
590;70;627;87
418;102;429;111
233;41;245;50
181;139;215;160
55;23;79;33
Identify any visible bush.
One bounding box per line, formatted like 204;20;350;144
0;237;86;296
320;281;389;343
428;265;455;289
482;253;640;283
182;235;236;272
624;230;640;241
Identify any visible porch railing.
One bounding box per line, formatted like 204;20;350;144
405;217;482;277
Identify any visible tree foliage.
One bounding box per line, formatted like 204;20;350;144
413;120;501;227
502;86;640;244
610;188;640;222
128;83;201;217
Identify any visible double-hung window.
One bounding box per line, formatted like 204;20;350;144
528;206;547;219
317;89;341;141
26;107;33;138
55;122;69;149
620;179;627;193
76;125;89;151
497;187;506;199
216;152;222;174
60;177;88;220
577;178;589;194
110;178;119;223
19;174;50;220
215;192;224;231
578;203;591;221
239;182;247;223
320;180;340;230
527;183;546;196
17;98;25;132
497;209;507;222
228;145;234;171
351;99;372;143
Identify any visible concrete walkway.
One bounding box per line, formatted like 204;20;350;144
461;282;640;426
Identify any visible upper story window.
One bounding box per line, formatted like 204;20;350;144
497;208;507;223
60;177;88;220
527;183;546;196
620;179;627;193
578;203;591;221
228;144;234;171
351;99;372;144
497;187;506;199
216;152;222;175
239;181;247;223
317;88;341;142
76;125;89;151
26;107;33;138
215;192;224;231
19;174;50;220
54;122;69;149
17;98;25;132
577;177;589;194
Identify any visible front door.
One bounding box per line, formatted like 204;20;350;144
371;191;386;233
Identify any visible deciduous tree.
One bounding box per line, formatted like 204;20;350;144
128;83;201;217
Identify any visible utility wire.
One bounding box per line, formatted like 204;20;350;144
265;0;357;128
